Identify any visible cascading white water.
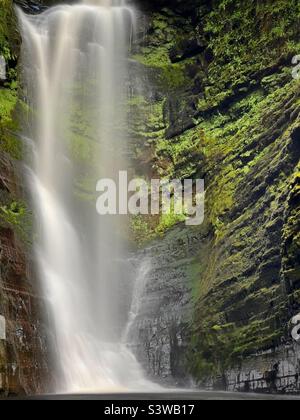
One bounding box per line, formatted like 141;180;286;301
18;0;154;393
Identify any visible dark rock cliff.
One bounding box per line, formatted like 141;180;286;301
129;0;300;393
0;157;49;395
0;0;49;396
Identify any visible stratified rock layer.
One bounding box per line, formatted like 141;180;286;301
0;156;49;396
130;0;300;393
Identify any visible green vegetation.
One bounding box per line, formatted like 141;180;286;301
132;12;193;93
0;0;20;159
198;0;300;112
130;0;300;382
0;87;20;158
0;0;19;63
0;200;32;243
0;0;27;250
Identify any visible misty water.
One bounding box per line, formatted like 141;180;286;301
17;0;156;394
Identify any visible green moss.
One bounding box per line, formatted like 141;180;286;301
130;193;187;246
0;87;20;159
133;47;170;69
154;127;202;178
134;50;188;92
155;211;185;235
190;314;284;380
0;88;17;123
127;95;147;107
0;200;32;243
0;0;19;62
0;200;25;225
0;1;21;159
130;215;156;246
161;61;191;91
133;12;193;93
119;0;300;383
195;0;300;112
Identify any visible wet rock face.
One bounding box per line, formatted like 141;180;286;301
0;156;49;396
129;235;193;383
220;344;300;394
14;0;46;14
0;0;51;396
130;0;300;393
128;224;212;384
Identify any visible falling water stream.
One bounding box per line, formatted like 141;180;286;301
18;0;154;394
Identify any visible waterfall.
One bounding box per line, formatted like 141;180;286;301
17;0;154;394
